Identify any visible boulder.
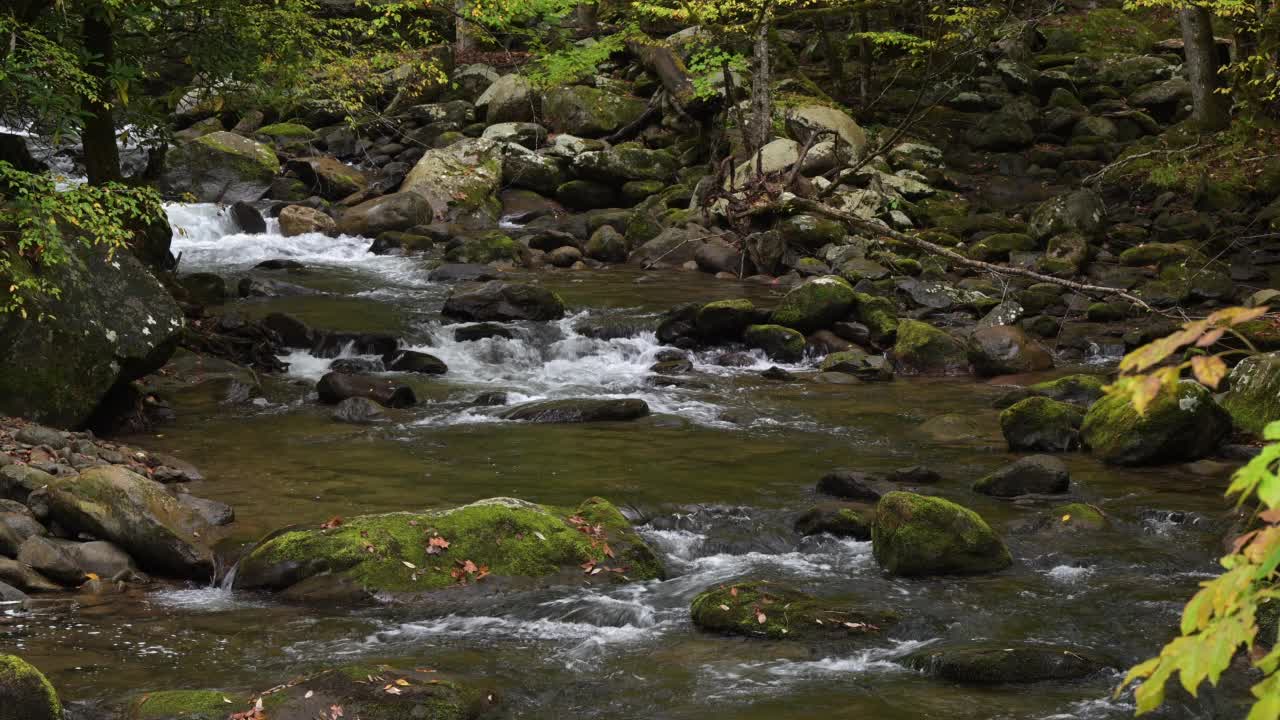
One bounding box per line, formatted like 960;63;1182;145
629;227;705;267
695;299;756;339
336;192;432;237
816;470;884;502
902;643;1108;684
0;654;62;720
316;372;416;408
731;138;801;186
401;138;502;223
477;74;536;123
482;121;547;148
498;398;650;423
872;492;1011;576
229;201;266;233
770;276;857;333
160;131;279;203
0;242;183;428
890;319;967;376
542;86;647;137
743;324;805;363
966;111;1034;150
44;466;213;578
784;105;868;158
1029;189;1105;241
555;179;617;210
584;225;629;262
0;509;46;557
973;455;1070;496
1000;397;1083;452
16;537;84;585
441;281;566;322
690;580;894;640
331;397;386;425
278;205;336;237
794;504;873;539
1220;352;1280;435
233;497;663;599
0;557;62;592
501;145;568;195
966;326;1053;377
284;156;368;200
383;349;448;375
574;144;679;185
1026;374;1107;406
1081;381;1231;465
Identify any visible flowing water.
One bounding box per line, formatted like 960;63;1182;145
3;203;1241;718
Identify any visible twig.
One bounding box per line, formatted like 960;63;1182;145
1082;143;1204;187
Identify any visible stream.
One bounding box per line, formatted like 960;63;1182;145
3;203;1236;718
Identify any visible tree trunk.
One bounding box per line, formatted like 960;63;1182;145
455;0;473;53
748;2;774;154
82;6;122;185
577;3;598;36
859;10;872;104
626;38;705;114
1180;5;1230;130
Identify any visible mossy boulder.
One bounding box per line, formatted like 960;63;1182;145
690;580;895;640
1081;381;1232;465
233;497;663;599
160;131;280;203
445;231;524;265
556;179;618;210
542;86;647;137
336;192;433;237
256;122;315;139
1029;189;1105;241
902;642;1109;684
498;398;649;423
285;156;368;201
743;324;805;362
999;397;1083;452
1043;503;1108;533
973;455;1070;497
574;143;679;184
968;233;1036;261
850;293;899;345
872;492;1011;576
890;319;967;376
0;654;61;720
1028;374;1108;406
402;138;503;223
256;664;493;720
127;689;246;719
776;214;846;250
1118;242;1202;267
1220;352;1280;436
441;281;566;322
794;504;873;539
769;276;857;333
695;299;756;339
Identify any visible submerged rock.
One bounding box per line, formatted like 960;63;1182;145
973;455;1070;497
1080;381;1231;465
331;397;386;425
872;492;1011;576
316;372;416;408
690;580;894;640
125;689;247;720
794;504;873;539
902;642;1109;684
233;497;663;599
0;654;62;720
744;324;805;363
999;397;1083;452
441;282;566;322
498;398;649;423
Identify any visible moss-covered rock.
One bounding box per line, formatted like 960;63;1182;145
902;642;1109;684
1044;503;1108;532
743;324;805;362
1118;242;1202;267
1028;374;1107;406
542;86;647;137
872;492;1011;576
445;231;524;265
849;293;899;345
690;580;895;640
1081;381;1232;465
574;143;679;185
127;689;246;719
794;504;872;539
1029;189;1105;241
776;214;846;250
1220;352;1280;436
769;276;856;333
695;299;756;339
556;179;618;211
967;233;1036;261
160;131;280;203
402;138;502;223
890;319;966;376
257;122;315;139
258;664;494;720
233;497;663;599
0;654;61;720
999;397;1084;452
973;455;1070;497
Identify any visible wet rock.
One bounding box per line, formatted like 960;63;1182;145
313;331;398;359
761;366;796;381
0;654;63;720
902;643;1108;684
317;373;416;408
159;131;279;203
715;351;757;368
383;350;448;375
794;504;873;539
695;299;756;339
817;471;884;502
471;391;509;407
237;276;316;298
690;580;893;640
1081;381;1231;465
872;492;1011;576
262;312;314;348
233;497;663;598
16;536;85;585
68;539;142;580
44;466;214;578
1000;397;1083;452
770;276;857;333
329;358;385;375
1220;352;1280;436
0;581;27;602
331;397;386;424
0;557;62;592
177;273;227;306
0;509;46;557
14;425;66;450
278;205;336;237
442;281;566;322
744;325;805;363
973;455;1070;497
335;192;432;237
499;399;649;423
428;263;501;283
229;201;266;233
286;156;368;201
885;466;942;484
455;323;514;342
967;326;1053;377
890;319;967;376
1027;374;1107;406
694;238;748;275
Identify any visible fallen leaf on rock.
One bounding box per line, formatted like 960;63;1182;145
321;516;343;530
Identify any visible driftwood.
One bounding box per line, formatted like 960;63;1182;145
626;37;710;115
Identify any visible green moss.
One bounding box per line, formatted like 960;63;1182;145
849;292;899;344
695;299;756;338
689;580;896;640
236;497;661;595
445;231;522;265
258;664;488;720
770;276;856;332
0;654;62;720
743;324;805;362
194;131;280;175
891;319;966;376
967;233;1036;262
1118;242;1201;267
819;349;869;372
1049;8;1161;59
128;690;243;719
1048;503;1108;531
1221;353;1280;436
1081;381;1232;465
1028;374;1107;406
257;122;316;139
872;492;1011;576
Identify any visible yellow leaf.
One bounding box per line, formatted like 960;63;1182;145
1191;355;1229;390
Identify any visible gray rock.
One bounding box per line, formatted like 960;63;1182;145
14;426;66;450
160;131;279;202
331;396;387;424
441;281;566;322
316;373;416;408
973;455;1070;496
499;398;650;423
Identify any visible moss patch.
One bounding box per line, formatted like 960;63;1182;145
257;122;316;139
128;690;244;719
872;492;1011;576
1081;381;1232;465
769;276;856;333
689;581;896;640
891;319;966;376
743;324;805;362
0;654;62;720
